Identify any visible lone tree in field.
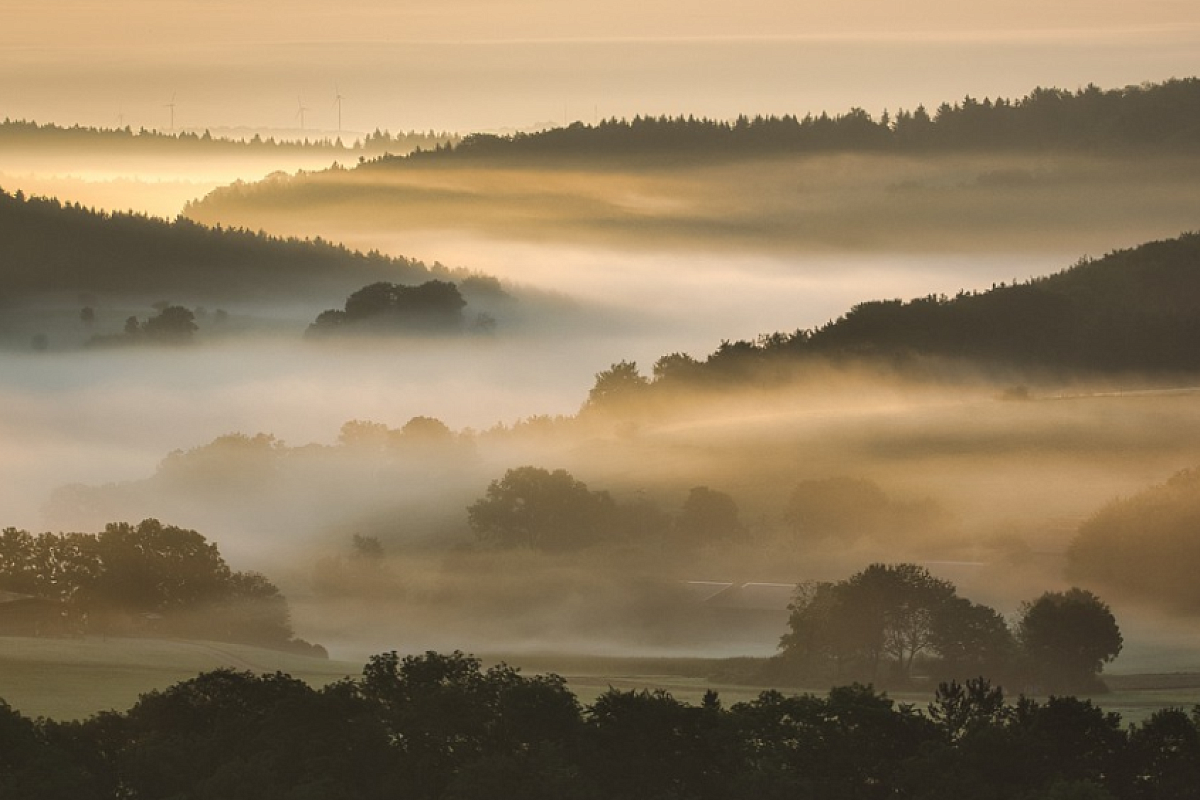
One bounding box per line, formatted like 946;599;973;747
1017;587;1123;692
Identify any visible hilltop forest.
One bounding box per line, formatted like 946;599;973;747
391;78;1200;164
586;232;1200;392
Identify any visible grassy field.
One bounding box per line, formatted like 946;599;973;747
0;636;360;720
4;637;1199;725
487;653;1200;725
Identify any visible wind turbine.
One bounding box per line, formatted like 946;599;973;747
165;92;176;133
296;96;309;132
332;84;346;139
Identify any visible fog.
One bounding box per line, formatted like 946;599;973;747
186;151;1200;262
6;316;1200;661
5;0;1200;673
0;148;360;219
6;143;1200;664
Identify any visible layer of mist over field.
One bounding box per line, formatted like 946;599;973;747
6;323;1200;663
187;151;1200;260
0;147;361;219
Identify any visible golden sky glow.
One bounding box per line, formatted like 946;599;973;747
3;1;1199;133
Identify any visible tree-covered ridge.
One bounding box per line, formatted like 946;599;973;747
0;118;458;156
584;232;1200;400
3;650;1198;800
1068;466;1200;611
0;187;441;301
381;78;1200;165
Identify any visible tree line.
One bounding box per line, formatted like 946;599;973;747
0;118;459;157
0;519;320;655
387;78;1200;166
3;649;1197;800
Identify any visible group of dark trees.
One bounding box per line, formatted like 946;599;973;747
582;232;1200;404
4;649;1197;800
466;466;742;551
776;564;1123;694
0;519;320;654
0;118;458;157
82;304;201;346
306;280;476;336
390;78;1200;166
1068;465;1200;611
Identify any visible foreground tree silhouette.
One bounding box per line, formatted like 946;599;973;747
6;648;1200;799
1017;588;1123;692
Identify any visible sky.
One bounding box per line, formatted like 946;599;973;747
3;0;1199;134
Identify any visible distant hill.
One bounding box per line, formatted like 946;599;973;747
362;78;1200;165
794;232;1200;373
0;187;444;304
0;118;458;158
1068;466;1200;611
183;79;1200;256
599;232;1200;395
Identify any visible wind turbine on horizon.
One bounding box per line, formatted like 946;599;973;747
333;84;346;139
165;92;176;133
296;96;310;133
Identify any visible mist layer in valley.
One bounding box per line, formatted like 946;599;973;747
9;333;1200;664
6;82;1200;675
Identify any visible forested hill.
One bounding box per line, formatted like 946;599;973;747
388;78;1200;165
800;233;1200;372
0;188;440;303
623;233;1200;390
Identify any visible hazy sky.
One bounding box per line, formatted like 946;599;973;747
3;1;1199;134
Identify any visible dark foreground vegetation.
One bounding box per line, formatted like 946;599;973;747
3;650;1199;800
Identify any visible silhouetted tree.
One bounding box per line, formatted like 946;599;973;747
141;305;197;342
585;361;650;411
779;564;1001;685
308;279;468;336
1018;588;1123;692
